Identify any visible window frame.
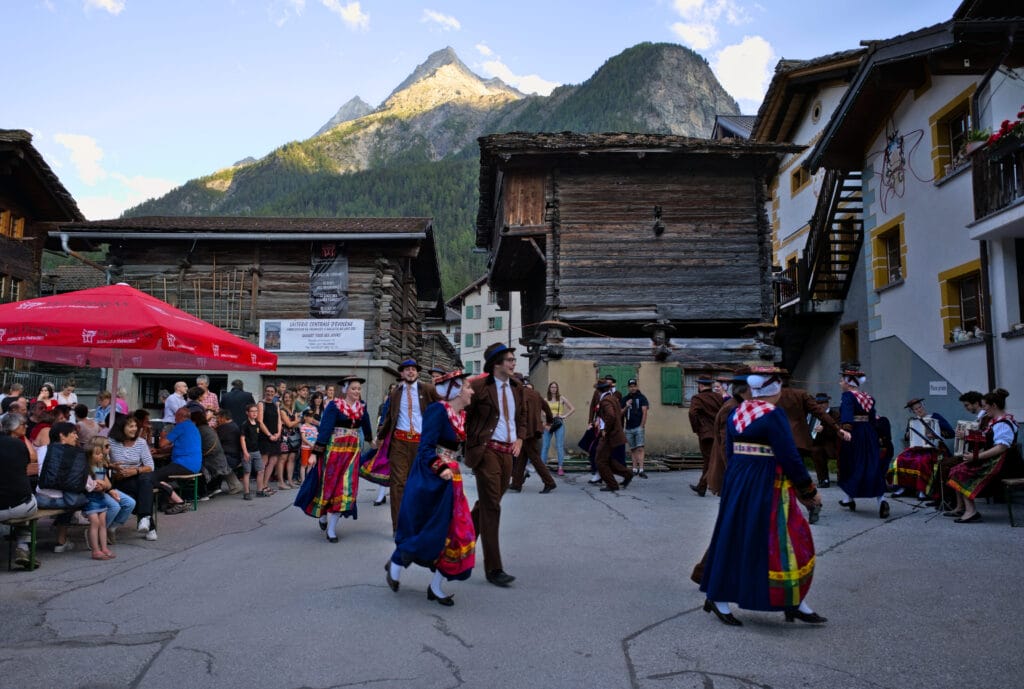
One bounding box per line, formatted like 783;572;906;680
870;213;906;290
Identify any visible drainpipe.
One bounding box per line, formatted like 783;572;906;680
60;232;111;284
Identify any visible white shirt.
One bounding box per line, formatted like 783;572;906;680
492;379;517;443
163;392;187;423
397;382;424;434
595;391;610;430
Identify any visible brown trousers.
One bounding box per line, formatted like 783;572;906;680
471;447;513;574
511;437;556;490
695;437;715;491
596;439;631;489
387;437;418;531
809;445;832;483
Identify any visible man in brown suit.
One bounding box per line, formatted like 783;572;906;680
464;343;526;587
376;358;440;531
810;392;840;487
688;375;724;496
509;374;557;494
594;380;633;492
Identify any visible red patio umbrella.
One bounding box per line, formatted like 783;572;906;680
0;283;277;424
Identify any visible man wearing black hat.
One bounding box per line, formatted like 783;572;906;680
376;358;440;531
464;342;526;586
778;378;844;495
688;375;724;496
509;373;557;494
594;380;632;492
585;375;620;484
810;393;840;488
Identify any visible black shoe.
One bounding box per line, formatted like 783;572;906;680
507;487;522;493
373;496;387;506
319;518;328;531
879;501;890;519
819;478;830;488
621;473;634;489
599;486;619;492
327;535;339;543
427;587;455;606
639;470;648;479
924;499;940;507
703;599;742;626
690;483;706;497
486;570;516;587
784;609;827;624
385;562;399;592
954;512;982;523
839;499;856;512
540;485;556;494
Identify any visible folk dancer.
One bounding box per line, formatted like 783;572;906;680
584;375;618;484
386;370;477;606
464;342;526;587
777;375;848;523
810;393;840;487
836;366;889;519
296;375;372;543
689;375;724;497
946;388;1019;523
509;374;557;494
699;370;825;626
376;359;440;532
594;379;633;492
888;398;954;500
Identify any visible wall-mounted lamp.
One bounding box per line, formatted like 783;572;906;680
653;205;665;236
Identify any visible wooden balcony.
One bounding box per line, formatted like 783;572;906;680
973;135;1024;222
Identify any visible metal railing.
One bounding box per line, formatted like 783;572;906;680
973;136;1024;220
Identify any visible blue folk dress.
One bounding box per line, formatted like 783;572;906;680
700;401;816;610
295;399;372;520
837;390;886;498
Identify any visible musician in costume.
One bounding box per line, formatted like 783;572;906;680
689;375;724;497
296;375;373;542
946;388;1019;523
836;366;890;519
928;391;987;510
699;370;825;627
376;358;441;532
386;370;476;606
888;398;954;500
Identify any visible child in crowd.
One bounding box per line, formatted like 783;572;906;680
299;409;319;485
239;404;264;500
85;438;134;560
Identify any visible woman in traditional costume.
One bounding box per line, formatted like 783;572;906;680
361;383;398;507
699;370;824;626
888;398;954;500
295;375;372;543
946;388;1018;523
836;366;890;519
385;370;476;606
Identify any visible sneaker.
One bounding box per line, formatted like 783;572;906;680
107;527;118;545
145;530;159;541
137;516;152;533
14;548;31;568
72;511;89;526
208;488;224;498
557;468;565;476
54;540;75;553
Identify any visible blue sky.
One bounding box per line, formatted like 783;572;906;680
5;0;962;219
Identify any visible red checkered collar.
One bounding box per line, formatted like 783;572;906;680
851;391;874;413
732;399;775;433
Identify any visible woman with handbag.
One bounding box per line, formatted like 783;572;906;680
541;382;575;476
386;369;476;606
277;389;301;489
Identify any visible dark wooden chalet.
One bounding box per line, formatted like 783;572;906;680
52;216;445;406
474;132;799;452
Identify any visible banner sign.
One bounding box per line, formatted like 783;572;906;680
259;319;364;352
310;243;349;318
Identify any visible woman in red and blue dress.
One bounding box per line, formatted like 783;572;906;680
699;370;825;626
836;367;890;519
947;388;1018;523
386;370;476;606
295;375;372;543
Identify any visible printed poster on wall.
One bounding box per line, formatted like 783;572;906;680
310;242;348;318
259;319;364;352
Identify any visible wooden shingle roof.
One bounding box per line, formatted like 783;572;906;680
0;129;84;222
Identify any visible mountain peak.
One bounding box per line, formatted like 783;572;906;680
387;47;474;100
315;96;374;137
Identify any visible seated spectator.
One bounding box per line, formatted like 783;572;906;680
133;408;154;447
35;422;91;553
156;407;205;514
109;414;171;541
76;403;101;449
115;388;130;416
94;391;114;426
215;409;242;473
0;413;39;569
27;403;54;448
192;410;242;496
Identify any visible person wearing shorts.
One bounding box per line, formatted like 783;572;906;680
239;404;265;499
622;379;649;478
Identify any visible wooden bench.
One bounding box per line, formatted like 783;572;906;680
169;473;202;512
1003;478;1024;527
3;508;71;571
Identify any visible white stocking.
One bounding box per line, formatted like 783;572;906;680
430;570;447;598
798;600;814;614
376;485;387;502
326;512;341;538
389;561;403;581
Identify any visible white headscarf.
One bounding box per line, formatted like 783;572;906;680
747;374;781;398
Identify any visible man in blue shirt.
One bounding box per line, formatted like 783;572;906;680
155;407;202;514
622;379;650;477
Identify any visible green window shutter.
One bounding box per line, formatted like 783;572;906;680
465;306;472;319
494;316;503;330
598;365;637;390
661;367;683;405
464;333;473;347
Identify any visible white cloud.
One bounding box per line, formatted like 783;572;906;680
84;0;125;14
269;0;305;27
54;133;106;185
475;42;493;57
320;0;368;30
422;9;460;31
111;172;178;200
712;35;775;105
482;59;559;96
670;22;716;51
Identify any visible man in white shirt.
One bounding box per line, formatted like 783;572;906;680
464;343;526;587
162;381;188;424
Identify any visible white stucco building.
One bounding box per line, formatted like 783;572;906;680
447;276;530;375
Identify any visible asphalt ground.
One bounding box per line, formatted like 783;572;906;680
2;470;1022;689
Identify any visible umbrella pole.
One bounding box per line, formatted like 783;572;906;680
108;352;121;430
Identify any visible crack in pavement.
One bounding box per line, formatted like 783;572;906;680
429;614;473;649
421;644;465;689
644;669;776;687
176;645;216;675
2;630;176;651
128;631;180;689
816;507;917;557
292;677;418;689
581;487;629;520
621;607;702;689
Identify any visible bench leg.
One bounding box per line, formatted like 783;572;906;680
28;520;37;571
192;476;199;511
1009;486;1019;527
